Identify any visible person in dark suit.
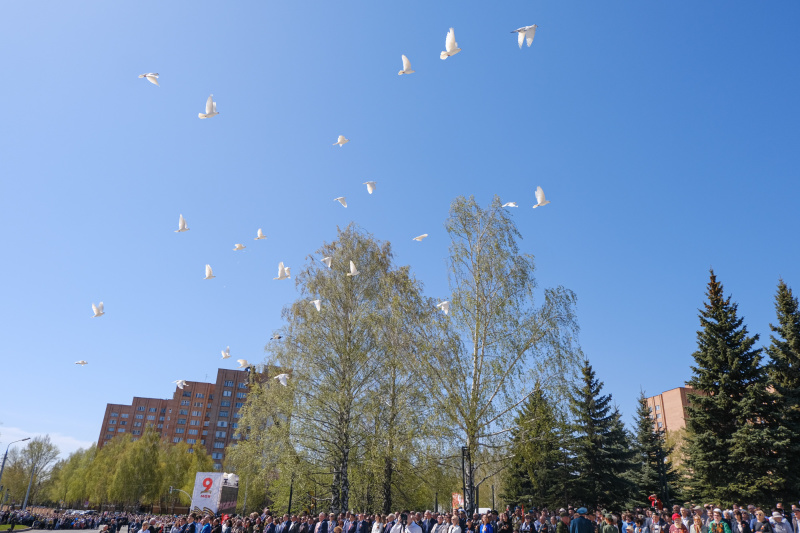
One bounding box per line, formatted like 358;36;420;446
385;515;397;533
316;514;329;533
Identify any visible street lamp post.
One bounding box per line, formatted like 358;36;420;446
0;438;31;493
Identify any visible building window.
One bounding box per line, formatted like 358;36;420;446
159;416;165;422
212;452;223;459
118;428;125;433
111;412;119;417
223;390;232;397
189;429;199;435
135;414;144;419
658;422;663;428
221;401;231;407
105;434;113;440
232;433;240;440
213;442;225;449
655;405;661;411
213;463;221;470
224;380;233;387
108;427;115;432
136;406;145;411
121;413;129;418
178;419;186;425
109;419;117;425
217;421;228;428
200;439;205;445
156;424;163;429
179;409;188;415
173;438;181;443
192;410;201;417
161;408;166;414
194;402;203;407
232;423;239;429
176;428;185;434
134;422;142;427
188;448;194;453
196;393;205;398
186;439;196;444
180;400;190;406
120;421;127;426
237;392;247;399
235;402;243;408
238;382;247;389
209;394;214;400
133;430;141;435
204;421;210;427
202;430;208;436
132;438;139;442
147;415;155;421
219;411;229;417
234;413;241;419
656;413;662;419
149;407;157;413
215;431;227;438
190;420;200;426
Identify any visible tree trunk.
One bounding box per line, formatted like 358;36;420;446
381;455;393;514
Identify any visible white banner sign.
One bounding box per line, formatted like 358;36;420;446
191;472;223;515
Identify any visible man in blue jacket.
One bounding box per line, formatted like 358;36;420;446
570;509;593;533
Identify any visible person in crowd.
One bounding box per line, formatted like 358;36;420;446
708;511;731;533
690;516;707;533
770;514;790;533
601;514;617;533
670;514;688;533
634;516;649;533
449;516;462;533
498;514;513;533
571;509;594;533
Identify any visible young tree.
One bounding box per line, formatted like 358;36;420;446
765;279;800;500
684;270;787;504
569;359;635;509
421;195;581;512
629;392;679;508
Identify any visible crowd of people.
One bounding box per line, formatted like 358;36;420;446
3;503;800;533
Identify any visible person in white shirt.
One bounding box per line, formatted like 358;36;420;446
448;516;461;533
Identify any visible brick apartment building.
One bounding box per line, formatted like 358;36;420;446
97;367;263;470
645;386;695;432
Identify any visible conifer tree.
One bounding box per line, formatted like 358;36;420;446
569;359;635;509
629;391;679;507
765;280;800;500
685;270;785;504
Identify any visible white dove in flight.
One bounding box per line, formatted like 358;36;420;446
92;302;105;318
173;379;187;389
274;262;291;280
237;359;251;369
221;346;231;359
347;260;360;277
437;301;450;315
310;299;321;312
274;373;289;387
334;197;347;208
398;55;415;75
363;181;376;194
333;135;349;147
321;256;332;268
413;234;429;241
255;228;267;240
440;28;461;60
233;244;246;251
75;360;88;366
198;94;219;119
175;214;189;233
512;25;538;48
138;73;159;86
502;202;518;208
533;186;550;208
204;264;216;280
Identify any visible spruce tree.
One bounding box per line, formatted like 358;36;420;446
765;280;800;500
501;387;565;509
685;270;784;504
569;359;635;509
629;391;679;508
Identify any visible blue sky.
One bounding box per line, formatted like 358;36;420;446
1;1;798;456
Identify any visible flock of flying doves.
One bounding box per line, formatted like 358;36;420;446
76;24;550;392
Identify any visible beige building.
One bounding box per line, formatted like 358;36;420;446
645;386;695;432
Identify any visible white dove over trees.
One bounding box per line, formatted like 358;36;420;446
333;135;349;147
204;264;216;280
198;94;219;119
441;28;461;60
173;379;187;389
398;55;415;75
92;302;104;318
347;260;360;277
363;181;376;194
255;228;266;240
310;299;321;312
533;186;550;208
275;373;289;387
221;346;231;359
233;244;246;251
237;359;251;369
321;257;332;268
175;214;189;233
437;301;450;315
138;73;159;86
334;197;347;208
274;262;291;280
512;24;538;48
413;234;429;241
75;360;88;366
502;202;518;208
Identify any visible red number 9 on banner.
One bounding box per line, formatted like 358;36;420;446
203;478;213;491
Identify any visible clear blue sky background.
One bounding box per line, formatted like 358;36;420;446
1;1;798;456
